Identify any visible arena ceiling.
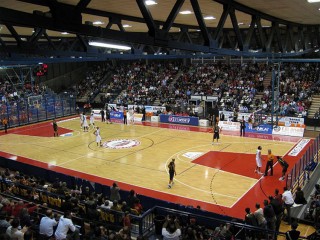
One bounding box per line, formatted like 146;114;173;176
0;0;320;63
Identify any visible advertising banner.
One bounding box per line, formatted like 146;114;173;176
245;123;273;134
159;114;199;126
110;111;123;120
218;121;240;131
272;126;304;137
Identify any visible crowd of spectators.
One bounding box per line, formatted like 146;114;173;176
75;63;110;102
0;167;147;239
108;62;182;106
88;61;320;119
261;63;318;117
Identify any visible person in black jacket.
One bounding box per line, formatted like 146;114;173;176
285;222;300;240
295;186;307;205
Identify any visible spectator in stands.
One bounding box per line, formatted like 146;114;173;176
0;212;11;234
263;199;276;232
110;182;121;202
285;222;300;240
132;199;143;215
282;187;295;224
55;211;79;240
127;190;139;209
100;199;113;210
111;200;122;212
268;195;283;232
294;186;307;205
123;211;131;228
162;215;181;240
39;209;58;239
244;207;258;239
6;218;28;240
254;203;267;228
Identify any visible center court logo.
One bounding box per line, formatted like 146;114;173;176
102;139;141;149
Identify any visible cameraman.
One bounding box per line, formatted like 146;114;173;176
162;215;181;240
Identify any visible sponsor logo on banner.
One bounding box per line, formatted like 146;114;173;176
272;126;304;137
246;123;272;134
168;116;190;124
288;139;310;156
160;114;199;126
183;152;204;159
110;111;123;120
218;121;240;131
102;139;140;149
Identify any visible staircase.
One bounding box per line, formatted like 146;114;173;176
307;95;320;118
252;70;272;108
152;70;184;106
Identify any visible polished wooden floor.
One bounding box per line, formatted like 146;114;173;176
0;117;303;218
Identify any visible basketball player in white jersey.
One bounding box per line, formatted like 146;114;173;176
79;113;83;129
82;114;89;132
89;112;95;126
255;146;263;174
94;127;102;147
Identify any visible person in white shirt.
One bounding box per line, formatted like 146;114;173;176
39;210;58;238
162;216;181;240
255;146;263;174
6;218;27;240
282;187;295;224
89;112;95;126
100;199;113;210
82;114;89;132
55;211;79;240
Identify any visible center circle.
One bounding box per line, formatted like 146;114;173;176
102;139;141;149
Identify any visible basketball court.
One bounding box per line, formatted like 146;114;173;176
0;116;310;219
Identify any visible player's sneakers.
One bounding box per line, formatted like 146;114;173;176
168;184;171;189
279;177;285;181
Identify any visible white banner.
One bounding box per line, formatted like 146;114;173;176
288;139;310;156
272;126;304;137
218;121;240;131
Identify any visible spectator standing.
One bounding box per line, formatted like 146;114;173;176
282;187;295;224
39;210;58;238
55;211;79;240
110;182;121;202
162;216;181;240
294;186;307;205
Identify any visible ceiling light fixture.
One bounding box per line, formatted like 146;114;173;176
179;10;192;15
89;41;131;50
93;21;104;25
145;0;157;5
307;0;320;2
238;22;244;25
204;16;216;20
123;24;132;28
61;32;69;35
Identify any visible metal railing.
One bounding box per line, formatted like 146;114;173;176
286;136;319;192
0;95;76;129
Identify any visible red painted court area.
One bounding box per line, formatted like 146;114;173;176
193;151;260;179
